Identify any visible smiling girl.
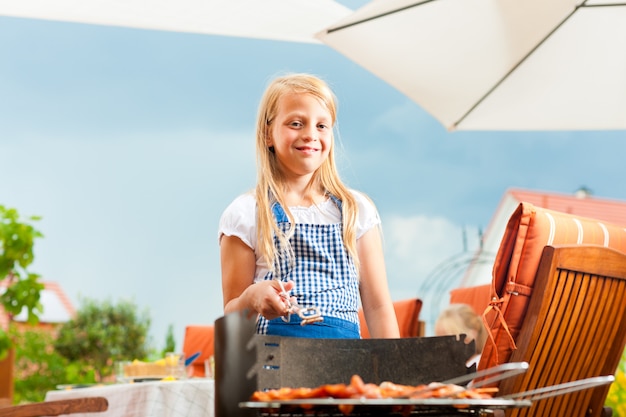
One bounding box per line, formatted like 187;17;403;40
218;73;399;339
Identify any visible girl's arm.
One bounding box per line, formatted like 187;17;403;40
357;226;400;338
220;235;292;320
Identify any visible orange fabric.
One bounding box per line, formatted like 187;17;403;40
479;202;626;371
358;298;422;338
449;284;491;317
182;325;215;377
481;298;516;366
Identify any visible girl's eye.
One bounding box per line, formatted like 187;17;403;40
290;121;302;127
318;123;328;130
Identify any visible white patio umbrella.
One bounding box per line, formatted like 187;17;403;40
316;0;626;131
0;0;351;44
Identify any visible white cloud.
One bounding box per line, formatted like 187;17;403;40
381;213;482;334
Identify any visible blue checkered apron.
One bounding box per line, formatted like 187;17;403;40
257;196;360;338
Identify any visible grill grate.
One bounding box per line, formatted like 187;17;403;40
253;406;489;416
241;398;531;417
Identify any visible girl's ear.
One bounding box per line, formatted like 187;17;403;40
266;131;275;152
265;126;273;146
265;131;275;153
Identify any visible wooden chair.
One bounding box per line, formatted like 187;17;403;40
0;396;108;417
0;348;15;408
497;244;626;417
480;202;626;372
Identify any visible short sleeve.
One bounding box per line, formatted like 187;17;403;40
352;190;381;238
217;192;257;250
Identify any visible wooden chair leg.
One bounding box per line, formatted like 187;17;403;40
601;406;613;417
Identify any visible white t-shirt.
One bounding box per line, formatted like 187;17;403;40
218;190;381;282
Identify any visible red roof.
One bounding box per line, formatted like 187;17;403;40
0;281;75;329
508;188;626;227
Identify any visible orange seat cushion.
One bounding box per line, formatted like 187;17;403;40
359;298;422;338
182;325;215;377
480;202;626;371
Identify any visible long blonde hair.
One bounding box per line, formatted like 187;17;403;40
254;73;359;276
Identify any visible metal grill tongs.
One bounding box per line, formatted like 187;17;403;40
277;280;323;325
399;362;531;398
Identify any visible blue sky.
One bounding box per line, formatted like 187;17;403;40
1;10;625;350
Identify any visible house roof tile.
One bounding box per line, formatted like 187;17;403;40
508;188;626;227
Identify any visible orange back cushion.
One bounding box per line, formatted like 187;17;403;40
479;202;626;371
182;325;215;377
449;284;491;317
359;298;422;338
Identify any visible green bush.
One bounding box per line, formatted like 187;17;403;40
605;347;626;417
11;326;96;403
55;297;151;382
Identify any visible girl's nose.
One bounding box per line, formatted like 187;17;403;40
302;125;318;141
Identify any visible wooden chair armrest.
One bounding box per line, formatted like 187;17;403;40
0;396;108;417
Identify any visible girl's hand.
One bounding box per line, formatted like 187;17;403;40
249;280;295;320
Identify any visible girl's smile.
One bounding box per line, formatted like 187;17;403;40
295;145;320;154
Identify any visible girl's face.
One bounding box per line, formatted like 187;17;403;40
268;92;332;181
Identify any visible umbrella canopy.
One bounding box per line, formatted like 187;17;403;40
0;0;351;43
316;0;626;131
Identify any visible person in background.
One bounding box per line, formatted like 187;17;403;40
219;73;399;339
435;303;486;367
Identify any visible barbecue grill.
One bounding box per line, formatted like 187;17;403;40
214;310;613;417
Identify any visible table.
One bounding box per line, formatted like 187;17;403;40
45;379;215;417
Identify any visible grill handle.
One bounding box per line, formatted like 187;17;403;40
498;375;615;402
442;361;530;389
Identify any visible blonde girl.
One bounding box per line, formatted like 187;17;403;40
219;73;399;339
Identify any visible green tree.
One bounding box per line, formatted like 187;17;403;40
11;326;96;403
0;205;45;358
162;324;176;357
54;297;151;382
